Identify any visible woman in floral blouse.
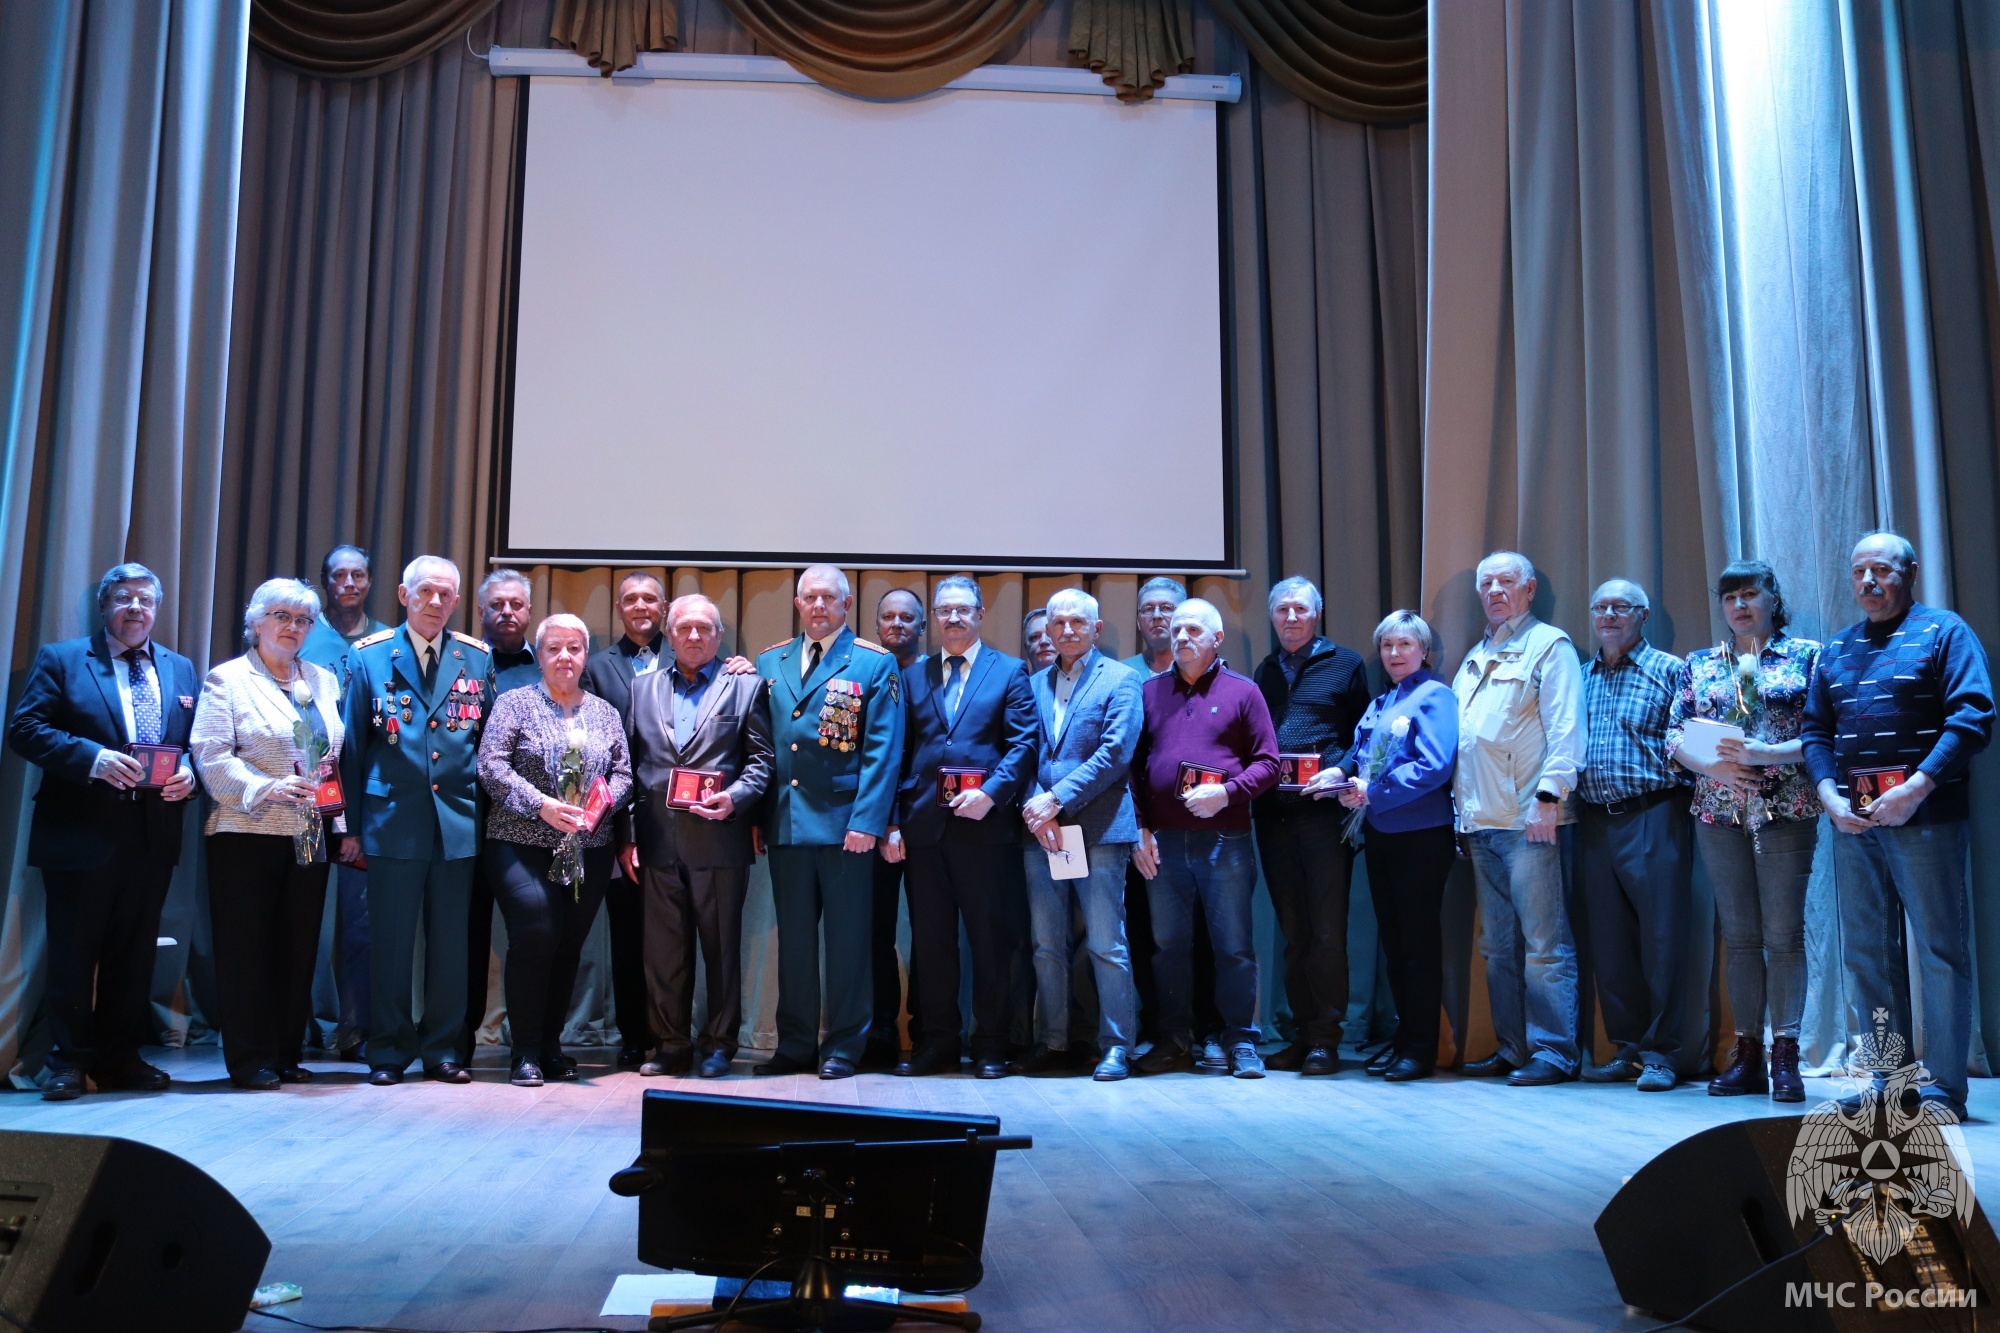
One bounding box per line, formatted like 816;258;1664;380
1665;560;1820;1104
477;613;631;1087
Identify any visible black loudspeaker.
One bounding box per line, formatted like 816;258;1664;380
0;1130;270;1333
1597;1115;2000;1331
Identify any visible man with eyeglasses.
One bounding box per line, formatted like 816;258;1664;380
1576;580;1691;1093
9;564;200;1100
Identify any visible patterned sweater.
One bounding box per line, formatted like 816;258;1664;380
1801;603;1993;824
477;685;632;847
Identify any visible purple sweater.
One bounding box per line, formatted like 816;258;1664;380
1132;659;1280;832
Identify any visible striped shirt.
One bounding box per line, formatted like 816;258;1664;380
1580;641;1685;805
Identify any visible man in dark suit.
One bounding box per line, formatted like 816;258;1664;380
885;575;1038;1079
623;594;774;1079
755;565;905;1080
865;585;925;1069
581;571;669;1067
8;563;200;1100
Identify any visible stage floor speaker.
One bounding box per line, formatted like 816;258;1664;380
0;1130;269;1333
1596;1114;2000;1330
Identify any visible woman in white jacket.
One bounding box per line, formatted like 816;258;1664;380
190;578;346;1089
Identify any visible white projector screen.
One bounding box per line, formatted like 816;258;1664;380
504;73;1228;570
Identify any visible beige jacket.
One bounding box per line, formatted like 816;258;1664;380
190;654;346;837
1451;614;1584;832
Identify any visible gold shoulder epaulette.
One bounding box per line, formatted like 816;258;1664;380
760;639;793;655
851;638;888;653
353;630;393;649
450;631;489;651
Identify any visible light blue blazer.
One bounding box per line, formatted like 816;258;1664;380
1028;649;1143;847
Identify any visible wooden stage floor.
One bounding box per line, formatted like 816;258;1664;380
3;1045;1996;1332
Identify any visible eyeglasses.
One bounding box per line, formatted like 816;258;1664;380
936;607;980;623
1589;602;1641;618
109;592;158;611
265;611;318;629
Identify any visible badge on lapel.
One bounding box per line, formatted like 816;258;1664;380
177;695;194;710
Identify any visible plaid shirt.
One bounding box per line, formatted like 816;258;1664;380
1580;641;1685;804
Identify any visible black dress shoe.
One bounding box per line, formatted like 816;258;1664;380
1460;1053;1517;1078
41;1069;84;1101
545;1054;580;1081
1007;1044;1076;1077
754;1053;813;1076
1134;1040;1194;1076
368;1069;402;1086
1264;1043;1310;1072
974;1059;1010;1080
1382;1056;1434;1082
232;1068;282;1090
1299;1047;1339;1076
818;1056;857;1080
640;1052;693;1078
616;1045;646;1069
1506;1056;1569;1087
1364;1048;1396;1076
511;1060;545;1087
1580;1057;1642;1084
1093;1046;1131;1081
425;1062;473;1084
698;1051;732;1079
94;1061;171;1092
276;1065;313;1084
894;1048;960;1077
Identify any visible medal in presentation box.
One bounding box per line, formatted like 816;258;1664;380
667;768;723;811
1276;753;1323;791
1175;762;1227;798
1850;764;1909;813
128;743;183;789
938;767;986;804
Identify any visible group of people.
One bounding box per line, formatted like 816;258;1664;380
8;532;1989;1116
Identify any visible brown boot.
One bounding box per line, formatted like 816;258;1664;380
1769;1035;1804;1103
1708;1035;1767;1097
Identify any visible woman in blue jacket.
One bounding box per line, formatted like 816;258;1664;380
1312;610;1459;1081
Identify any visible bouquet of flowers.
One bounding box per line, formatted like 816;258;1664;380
290;679;329;866
551;721;589;895
1343;713;1411;848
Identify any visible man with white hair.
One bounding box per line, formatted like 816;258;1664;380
338;555;495;1085
1129;598;1280;1077
1452;551;1584;1087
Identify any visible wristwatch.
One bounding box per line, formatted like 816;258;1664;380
1534;790;1560;805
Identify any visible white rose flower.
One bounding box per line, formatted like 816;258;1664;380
1736;652;1757;678
290;678;313;707
1389;715;1412;738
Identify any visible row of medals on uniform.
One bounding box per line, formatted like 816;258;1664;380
819;681;863;752
373;675;484;743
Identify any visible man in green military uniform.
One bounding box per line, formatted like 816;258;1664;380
338;555;495;1086
755;564;905;1079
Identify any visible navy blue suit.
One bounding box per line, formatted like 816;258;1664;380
8;632;199;1075
895;647;1037;1060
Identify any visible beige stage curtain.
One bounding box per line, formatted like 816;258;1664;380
1065;0;1194;101
1200;0;1424;123
251;0;504;78
549;0;681;73
711;0;1050;100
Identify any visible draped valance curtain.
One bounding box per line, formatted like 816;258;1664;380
250;0;1426;111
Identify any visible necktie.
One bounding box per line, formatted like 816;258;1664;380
420;643;437;693
805;639;822;680
125;649;162;745
945;655;967;722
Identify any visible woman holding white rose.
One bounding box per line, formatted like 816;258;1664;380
1307;610;1458;1082
476;614;631;1087
191;579;346;1090
1665;560;1821;1104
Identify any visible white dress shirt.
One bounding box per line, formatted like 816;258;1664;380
408;626;444;681
800;630;840;684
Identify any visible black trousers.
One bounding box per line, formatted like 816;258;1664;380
459;855;496;1064
605;866;652;1053
1579;793;1692;1065
39;815;175;1075
643;860;749;1058
870;855;919;1052
1255;808;1355;1047
1363;823;1456;1066
206;833;329;1079
906;840;1025;1061
484;840;611;1064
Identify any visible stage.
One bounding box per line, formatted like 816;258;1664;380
4;1048;1994;1331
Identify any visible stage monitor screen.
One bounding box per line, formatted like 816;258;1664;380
506;73;1227;570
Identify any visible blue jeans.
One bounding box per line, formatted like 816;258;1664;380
1024;840;1138;1051
1832;819;1971;1103
1469;828;1580;1072
1146;828;1259;1045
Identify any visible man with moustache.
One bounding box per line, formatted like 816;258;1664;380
865;586;926;1068
1803;532;1994;1120
756;565;905;1079
885;577;1037;1079
9;564;199;1100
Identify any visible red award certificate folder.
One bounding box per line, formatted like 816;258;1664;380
667;768;723;811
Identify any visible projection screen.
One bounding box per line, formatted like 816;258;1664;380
505;74;1227;569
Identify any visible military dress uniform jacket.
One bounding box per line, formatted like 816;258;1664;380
338;624;495;862
756;627;904;845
